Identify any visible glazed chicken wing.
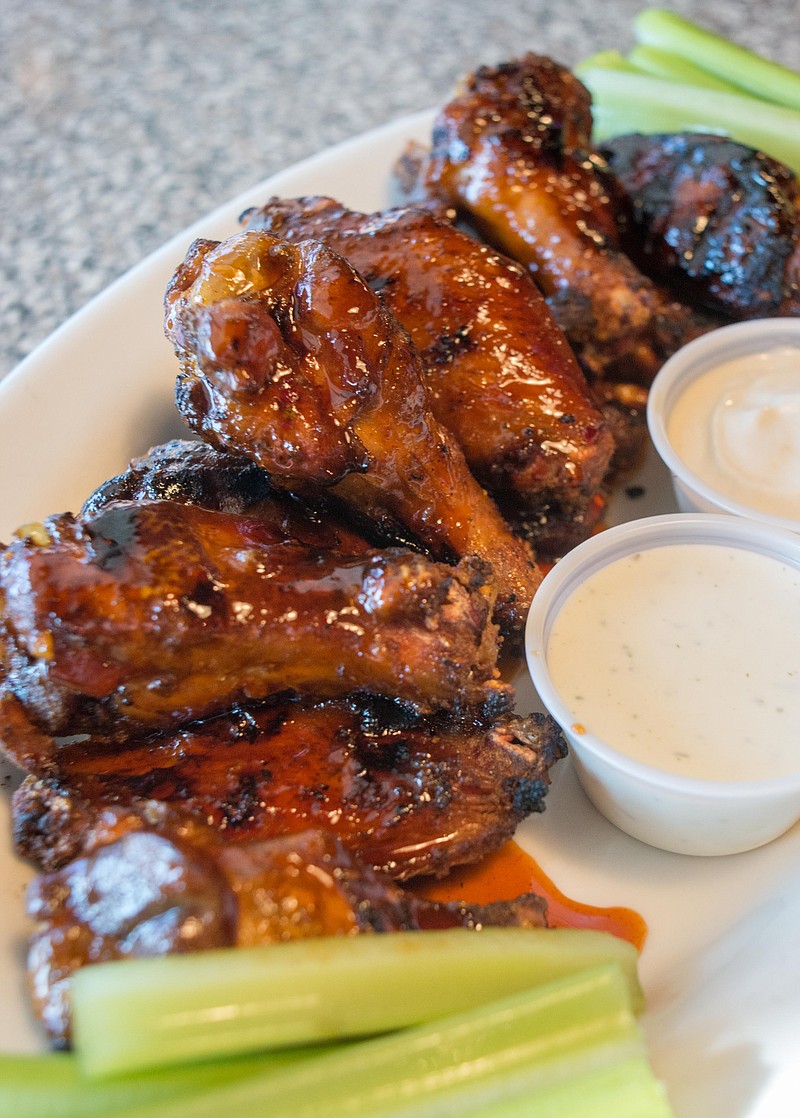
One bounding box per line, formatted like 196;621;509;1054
13;694;564;880
27;821;548;1046
164;231;541;634
600;132;800;320
411;53;719;387
242;197;615;554
0;500;507;745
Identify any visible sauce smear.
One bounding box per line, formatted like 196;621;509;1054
410;839;646;949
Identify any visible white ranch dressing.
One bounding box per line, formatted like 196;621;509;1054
667;346;800;520
546;543;800;781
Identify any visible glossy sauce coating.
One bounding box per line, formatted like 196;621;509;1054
165;231;542;635
243;198;614;553
0;500;506;737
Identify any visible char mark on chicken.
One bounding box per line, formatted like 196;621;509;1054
27;823;549;1047
12;693;565;880
241;197;615;556
164;231;542;637
599;131;800;320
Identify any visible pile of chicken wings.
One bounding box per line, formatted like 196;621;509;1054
1;51;798;1047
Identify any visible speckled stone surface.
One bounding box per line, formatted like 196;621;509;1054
1;0;797;377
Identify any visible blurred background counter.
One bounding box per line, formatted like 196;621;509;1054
2;0;797;378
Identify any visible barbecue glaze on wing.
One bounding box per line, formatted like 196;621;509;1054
413;54;719;388
12;695;565;879
27;823;549;1046
242;197;614;554
0;500;507;744
165;231;542;635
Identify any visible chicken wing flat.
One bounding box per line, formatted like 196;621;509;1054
241;197;614;554
0;500;507;744
12;694;564;879
600;132;800;320
165;231;541;635
411;53;719;387
27;822;548;1046
82;438;396;554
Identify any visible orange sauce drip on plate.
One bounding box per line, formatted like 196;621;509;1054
410;839;647;951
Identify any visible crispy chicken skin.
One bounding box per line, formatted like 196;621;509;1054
242;197;615;554
0;500;507;743
413;53;718;387
27;822;548;1047
82;438;409;554
12;695;565;880
600;132;800;320
164;231;542;635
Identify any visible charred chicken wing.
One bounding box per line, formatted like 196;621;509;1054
242;197;615;553
164;231;542;634
0;500;507;744
27;822;548;1046
12;694;565;880
412;53;719;388
600;132;800;320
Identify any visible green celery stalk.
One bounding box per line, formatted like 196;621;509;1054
575;46;735;91
0;1048;324;1118
574;49;640;75
634;9;800;111
95;963;672;1118
625;45;739;92
71;926;642;1078
579;67;800;175
464;1056;675;1118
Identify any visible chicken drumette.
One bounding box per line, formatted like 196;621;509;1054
164;231;542;635
242;197;614;554
407;53;719;392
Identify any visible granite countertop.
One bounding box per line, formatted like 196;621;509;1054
1;0;797;379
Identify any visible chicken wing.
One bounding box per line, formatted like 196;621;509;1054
242;198;614;554
27;822;548;1046
0;500;507;743
411;53;719;387
600;132;800;320
82;438;397;554
12;694;565;880
164;231;542;634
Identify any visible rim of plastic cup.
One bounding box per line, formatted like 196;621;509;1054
525;512;800;800
647;319;800;534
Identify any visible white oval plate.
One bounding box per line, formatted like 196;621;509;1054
1;110;799;1117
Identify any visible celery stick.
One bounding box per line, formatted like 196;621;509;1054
71;926;642;1078
626;45;739;92
574;49;640;75
634;9;800;111
464;1057;675;1117
579;67;800;175
99;964;665;1118
0;1047;323;1118
575;46;733;91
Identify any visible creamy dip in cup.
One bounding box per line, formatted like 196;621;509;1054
525;514;800;856
647;319;800;533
